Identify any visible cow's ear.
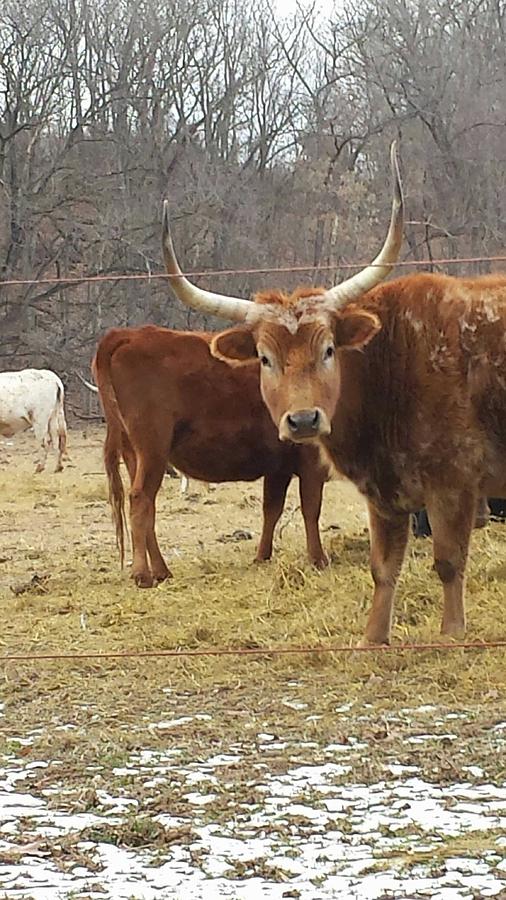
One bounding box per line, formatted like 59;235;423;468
211;327;258;366
333;310;381;350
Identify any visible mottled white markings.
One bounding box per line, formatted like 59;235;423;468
0;368;67;473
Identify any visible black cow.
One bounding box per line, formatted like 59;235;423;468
413;500;506;538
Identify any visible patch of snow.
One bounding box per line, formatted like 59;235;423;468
95;790;138;813
462;765;485;778
405;733;457;744
151;715;212;730
387;763;420;776
183;792;218;806
282;700;308;710
2;732;506;899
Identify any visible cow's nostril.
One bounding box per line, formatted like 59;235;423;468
286;409;320;433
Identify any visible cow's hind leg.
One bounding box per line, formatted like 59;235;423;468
55;413;68;470
48;414;66;472
363;505;410;645
128;451;169;588
425;490;475;637
255;470;292;562
32;420;51;473
146;526;171;583
123;438;171;586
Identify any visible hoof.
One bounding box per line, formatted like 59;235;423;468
439;626;466;641
133;571;155;588
34;465;44;474
253;553;272;564
152;569;172;584
356;637;390;649
311;553;329;570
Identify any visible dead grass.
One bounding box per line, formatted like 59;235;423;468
0;426;505;804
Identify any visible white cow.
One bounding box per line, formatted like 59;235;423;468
0;368;68;473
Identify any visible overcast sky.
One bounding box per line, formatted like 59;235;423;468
273;0;336;17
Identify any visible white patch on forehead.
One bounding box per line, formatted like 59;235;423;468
293;296;334;331
249;295;332;334
247;303;298;333
297;309;331;328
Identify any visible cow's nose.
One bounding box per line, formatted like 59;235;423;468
286;409;321;437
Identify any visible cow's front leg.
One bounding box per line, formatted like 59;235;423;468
298;462;328;569
363;504;410;645
255;470;292;562
425;489;475;637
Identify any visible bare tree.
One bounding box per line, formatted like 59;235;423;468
1;0;506;413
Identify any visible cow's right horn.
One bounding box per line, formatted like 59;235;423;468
321;141;404;309
162;202;254;323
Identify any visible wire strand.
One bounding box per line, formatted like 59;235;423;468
1;254;506;288
2;639;506;664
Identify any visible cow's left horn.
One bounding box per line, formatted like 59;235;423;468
322;142;404;309
162;202;254;323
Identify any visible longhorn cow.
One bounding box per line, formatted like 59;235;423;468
162;143;506;644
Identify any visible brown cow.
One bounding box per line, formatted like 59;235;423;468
161;143;506;643
92;328;328;587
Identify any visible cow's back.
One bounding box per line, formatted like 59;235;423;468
98;325;298;483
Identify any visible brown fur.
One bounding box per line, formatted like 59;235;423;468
213;272;506;642
92;325;328;587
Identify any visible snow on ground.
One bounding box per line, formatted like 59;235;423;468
1;718;506;899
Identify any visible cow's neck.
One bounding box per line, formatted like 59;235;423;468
323;338;417;512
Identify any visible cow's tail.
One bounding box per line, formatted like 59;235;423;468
56;384;68;459
93;334;129;566
48;380;68;471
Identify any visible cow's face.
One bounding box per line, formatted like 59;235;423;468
211;299;381;442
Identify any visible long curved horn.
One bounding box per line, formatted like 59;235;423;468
161;202;254;323
76;372;99;393
322;142;404;309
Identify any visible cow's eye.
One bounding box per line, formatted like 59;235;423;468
324;345;335;360
259;354;272;368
